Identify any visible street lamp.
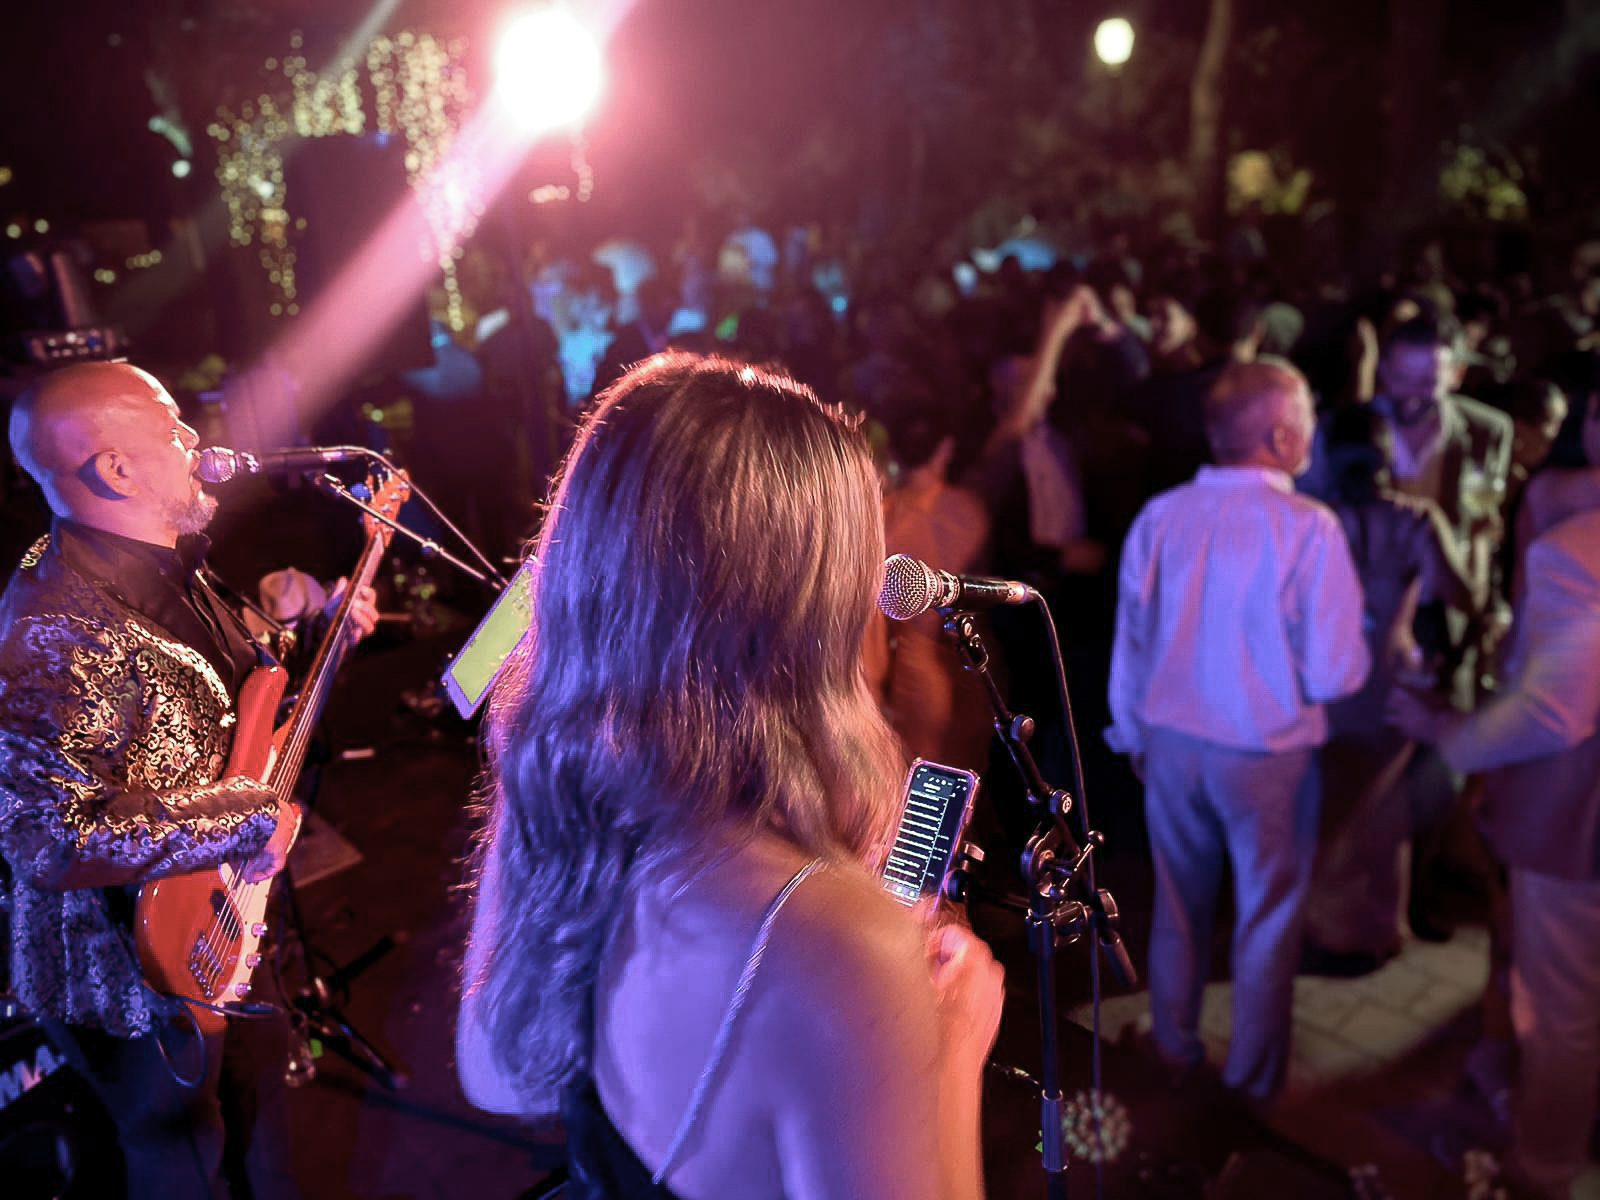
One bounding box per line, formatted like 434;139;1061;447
1094;17;1136;212
1094;17;1135;72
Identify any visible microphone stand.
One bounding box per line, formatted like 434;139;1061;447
939;608;1135;1200
305;471;507;591
258;463;504;1092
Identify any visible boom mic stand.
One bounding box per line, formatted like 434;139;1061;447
209;569;407;1090
277;834;407;1092
304;468;509;592
938;608;1135;1200
262;461;505;1093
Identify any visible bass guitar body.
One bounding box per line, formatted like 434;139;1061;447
134;664;289;1037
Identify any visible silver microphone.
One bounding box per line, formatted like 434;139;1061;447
877;553;1035;621
197;445;373;484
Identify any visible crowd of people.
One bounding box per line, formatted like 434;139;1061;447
455;224;1596;1198
4;217;1600;1199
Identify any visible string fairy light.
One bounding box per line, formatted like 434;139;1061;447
211;30;482;329
368;30;480;330
570;133;594;203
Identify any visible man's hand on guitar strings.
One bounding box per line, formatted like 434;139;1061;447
241;798;303;883
325;576;381;648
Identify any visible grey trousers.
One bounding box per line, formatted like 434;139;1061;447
1144;725;1318;1102
1507;867;1600;1198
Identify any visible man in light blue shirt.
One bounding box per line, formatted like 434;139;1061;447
1108;358;1370;1104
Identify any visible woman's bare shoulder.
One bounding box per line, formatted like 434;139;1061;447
760;859;933;1025
639;837;933;1029
740;856;947;1197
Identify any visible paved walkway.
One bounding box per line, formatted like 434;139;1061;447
1067;924;1600;1199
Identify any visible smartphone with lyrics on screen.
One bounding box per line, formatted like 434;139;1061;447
880;759;980;911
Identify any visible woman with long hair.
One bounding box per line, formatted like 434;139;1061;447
457;353;1003;1199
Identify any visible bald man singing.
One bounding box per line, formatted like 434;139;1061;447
1108;358;1370;1108
0;361;360;1197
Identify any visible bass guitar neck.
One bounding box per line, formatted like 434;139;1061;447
134;469;410;1033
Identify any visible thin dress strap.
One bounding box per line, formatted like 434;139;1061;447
651;856;826;1186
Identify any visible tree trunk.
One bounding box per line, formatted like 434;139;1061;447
1188;0;1233;241
1382;0;1446;236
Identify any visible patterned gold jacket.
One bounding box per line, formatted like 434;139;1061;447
0;527;277;1036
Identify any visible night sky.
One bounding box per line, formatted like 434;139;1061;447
0;0;1593;359
0;0;1584;220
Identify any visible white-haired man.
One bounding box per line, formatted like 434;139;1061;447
1108;358;1370;1105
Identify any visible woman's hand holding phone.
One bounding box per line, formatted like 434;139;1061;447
928;921;1004;1078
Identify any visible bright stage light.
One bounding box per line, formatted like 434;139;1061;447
1094;17;1135;69
493;7;603;135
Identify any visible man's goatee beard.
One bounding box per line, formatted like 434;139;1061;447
167;491;219;535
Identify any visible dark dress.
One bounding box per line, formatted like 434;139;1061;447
555;858;823;1199
562;1083;682;1200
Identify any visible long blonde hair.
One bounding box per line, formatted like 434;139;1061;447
465;353;904;1108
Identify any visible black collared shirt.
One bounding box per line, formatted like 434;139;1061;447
50;520;262;695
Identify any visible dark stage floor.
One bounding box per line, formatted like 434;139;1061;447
266;625;1360;1200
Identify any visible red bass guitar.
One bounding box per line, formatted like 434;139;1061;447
134;470;410;1034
